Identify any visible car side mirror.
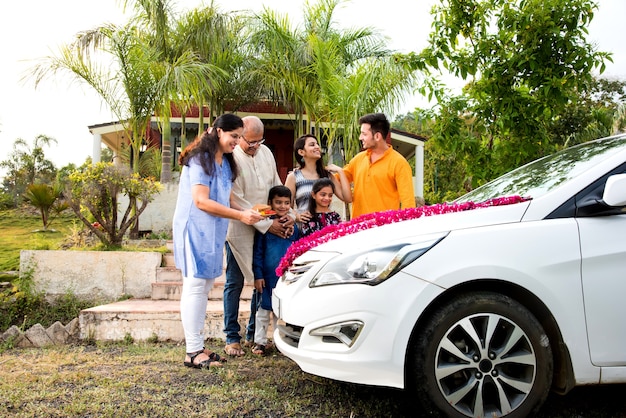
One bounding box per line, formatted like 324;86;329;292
602;174;626;207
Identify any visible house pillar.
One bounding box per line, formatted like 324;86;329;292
414;143;424;198
92;133;102;164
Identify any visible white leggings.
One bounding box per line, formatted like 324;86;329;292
180;234;215;353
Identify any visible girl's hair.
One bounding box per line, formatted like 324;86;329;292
178;113;243;180
293;134;329;179
268;185;292;203
307;177;335;215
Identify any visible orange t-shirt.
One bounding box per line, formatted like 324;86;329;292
343;147;415;218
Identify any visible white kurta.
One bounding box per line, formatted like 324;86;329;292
226;144;282;282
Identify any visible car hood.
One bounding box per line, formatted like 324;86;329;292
304;200;531;256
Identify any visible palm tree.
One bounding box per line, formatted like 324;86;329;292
23;183;66;231
123;0;229;182
322;56;420;159
29;21;170;238
0;135;58;206
247;6;317;137
174;3;256;128
247;0;419;157
30;22;160;175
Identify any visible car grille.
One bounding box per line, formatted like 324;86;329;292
276;320;302;348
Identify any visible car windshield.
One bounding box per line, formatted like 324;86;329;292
457;134;626;203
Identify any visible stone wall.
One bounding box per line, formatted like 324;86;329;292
1;320;79;348
20;250;162;300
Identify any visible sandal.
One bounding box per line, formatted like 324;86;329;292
184;348;227;369
224;342;245;357
252;344;266;356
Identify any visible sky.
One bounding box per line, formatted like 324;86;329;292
1;0;625;173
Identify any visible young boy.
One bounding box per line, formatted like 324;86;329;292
251;185;300;355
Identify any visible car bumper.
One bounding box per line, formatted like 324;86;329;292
272;270;441;388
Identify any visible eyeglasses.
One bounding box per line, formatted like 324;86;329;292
243;137;266;147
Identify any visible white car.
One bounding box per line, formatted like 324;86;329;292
272;134;626;417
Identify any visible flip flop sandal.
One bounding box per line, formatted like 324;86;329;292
252;344;266;356
224;342;245;357
184;349;227;369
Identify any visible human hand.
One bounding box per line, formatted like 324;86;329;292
254;279;265;293
279;214;294;228
269;217;294;238
239;209;264;225
298;210;312;223
325;163;341;173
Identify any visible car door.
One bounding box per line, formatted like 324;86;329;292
577;167;626;366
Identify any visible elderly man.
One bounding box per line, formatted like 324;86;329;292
223;115;294;357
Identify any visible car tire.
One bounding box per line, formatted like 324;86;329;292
410;291;553;418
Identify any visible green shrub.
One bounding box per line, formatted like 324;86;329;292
0;280;101;333
66;163;162;248
0;191;16;210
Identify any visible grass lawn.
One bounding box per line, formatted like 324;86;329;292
1;341;625;417
0;208;79;272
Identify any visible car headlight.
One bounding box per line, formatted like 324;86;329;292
309;232;447;287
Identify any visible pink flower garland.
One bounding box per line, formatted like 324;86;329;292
276;195;530;277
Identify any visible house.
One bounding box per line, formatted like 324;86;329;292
88;103;426;232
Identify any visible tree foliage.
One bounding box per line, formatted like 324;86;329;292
394;77;626;203
247;0;420;159
65;163;162;247
0;135;57;208
408;0;614;191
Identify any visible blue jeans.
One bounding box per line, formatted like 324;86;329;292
223;242;257;344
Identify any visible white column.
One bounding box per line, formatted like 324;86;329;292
92;133;102;164
414;143;424;198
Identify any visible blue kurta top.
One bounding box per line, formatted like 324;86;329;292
172;154;232;278
252;225;300;310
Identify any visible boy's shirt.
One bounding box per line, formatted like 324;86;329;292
252;223;300;310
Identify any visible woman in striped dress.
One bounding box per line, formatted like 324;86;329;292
284;134;352;225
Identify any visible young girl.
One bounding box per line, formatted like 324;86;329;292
300;178;343;237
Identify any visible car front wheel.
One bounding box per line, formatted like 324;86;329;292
411;292;553;417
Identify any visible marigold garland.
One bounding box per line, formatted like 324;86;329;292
275;195;530;277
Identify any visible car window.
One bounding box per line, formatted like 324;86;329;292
457;135;626;203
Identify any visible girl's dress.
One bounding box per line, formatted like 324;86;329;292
300;211;342;237
293;169;315;212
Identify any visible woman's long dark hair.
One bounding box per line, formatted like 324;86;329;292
294;134;329;179
307;178;335;215
179;114;242;181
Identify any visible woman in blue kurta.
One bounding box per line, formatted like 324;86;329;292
172;114;263;370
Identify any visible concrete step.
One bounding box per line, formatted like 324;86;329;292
78;244;265;343
162;253;175;267
79;298;259;342
156;266;182;282
151;280;254;301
